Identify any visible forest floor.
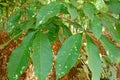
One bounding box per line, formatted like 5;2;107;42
0;31;120;80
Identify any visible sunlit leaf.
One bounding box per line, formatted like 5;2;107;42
36;2;62;26
56;34;82;79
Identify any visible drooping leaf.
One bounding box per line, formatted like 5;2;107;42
86;36;102;80
7;31;36;80
66;4;78;20
90;17;102;39
36;2;62;26
83;2;96;20
100;35;120;63
100;17;120;42
56;34;82;79
32;31;53;80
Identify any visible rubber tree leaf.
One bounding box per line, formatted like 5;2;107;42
58;27;64;43
90;17;102;39
116;23;120;38
7;31;36;80
107;1;120;14
62;25;72;38
31;31;53;80
101;17;120;42
100;35;120;63
6;9;22;33
95;0;108;12
36;2;62;26
10;18;36;40
47;23;59;44
56;34;82;79
83;2;96;20
86;36;102;80
66;4;78;20
70;0;79;7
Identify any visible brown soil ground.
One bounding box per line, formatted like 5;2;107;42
0;32;120;80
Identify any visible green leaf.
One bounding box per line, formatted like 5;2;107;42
90;17;102;39
67;4;78;20
9;18;36;40
7;31;36;80
62;25;72;38
6;9;22;33
47;23;59;44
86;36;102;80
56;34;82;79
70;0;79;7
100;17;120;42
32;31;53;80
116;23;120;38
36;2;62;26
83;2;96;20
58;27;64;43
100;35;120;63
107;1;120;14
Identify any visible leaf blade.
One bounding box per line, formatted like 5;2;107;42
56;34;82;79
86;36;102;80
7;31;36;80
31;31;53;80
83;2;96;20
90;17;102;39
36;2;62;26
100;35;120;63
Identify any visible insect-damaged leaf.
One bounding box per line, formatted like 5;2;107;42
7;31;36;80
36;2;62;26
56;34;82;79
86;36;102;80
31;31;53;80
